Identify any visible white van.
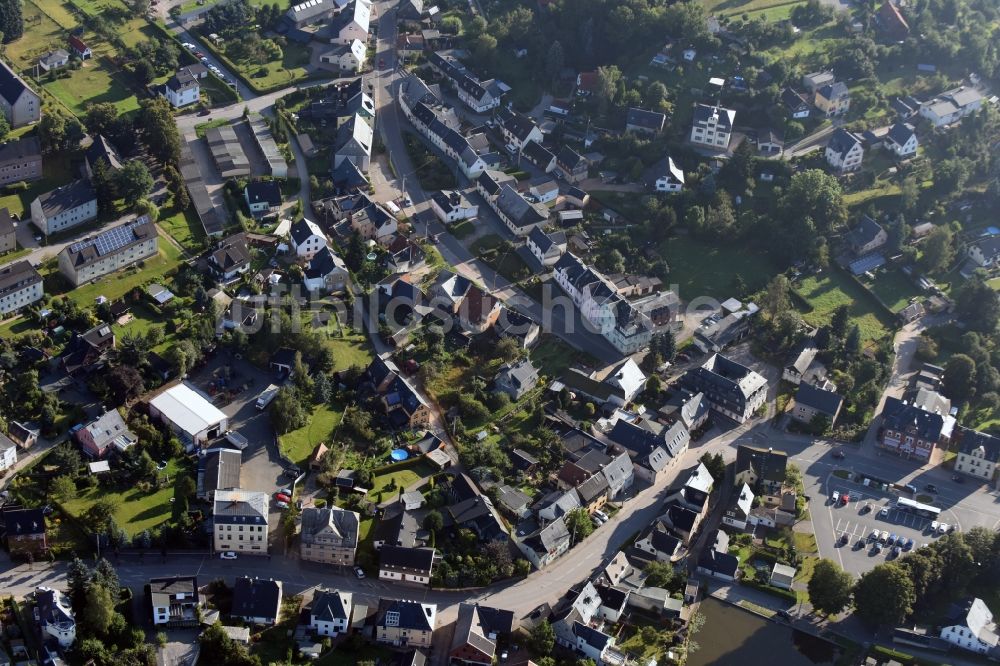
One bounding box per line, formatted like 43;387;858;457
385;200;402;217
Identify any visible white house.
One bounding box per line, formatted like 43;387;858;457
526;226;566;267
497;107;543;150
35;587;75;648
150;577;201;626
244;181;282;217
310;589;352;637
920;86;983;127
940;598;1000;655
327;0;371;45
0;260;43;315
529;179;558;204
162;68;200;108
30;180;98;236
319;39;366;73
214;491;269;555
884;122;918;158
722;482;754;530
690;104;735;149
430;190;478;223
968;236;1000;268
289;218;328;260
0;433;17;471
304;246;349;293
378;546;435;586
825;128;864;172
655;157;684;192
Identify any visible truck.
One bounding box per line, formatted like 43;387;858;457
256;384;280;410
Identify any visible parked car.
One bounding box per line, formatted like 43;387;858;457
924;483;938;493
860;502;872;514
831;491;840;503
887;533;897;546
892;545;901;558
354;566;366;579
832;450;845;459
904;538;914;550
280;488;293;496
275;493;291;503
879;531;889;543
879;506;890;517
275;501;289;509
593;510;609;522
839;493;850;505
938;523;949;534
930;520;939;532
854;538;866;550
220;551;237;560
776;609;791;620
870;528;880;541
838;533;848;546
195;51;205;58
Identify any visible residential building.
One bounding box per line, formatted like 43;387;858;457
735;444;787;494
30;180;98;236
940;598;1000;655
0;260;43;315
35;587;75;648
487;183;548;237
38;50;69;72
333;113;373;171
604;419;672;484
310;589;352;637
635;522;683;562
149;382;229;447
284;0;336;27
300;507;360;566
375;598;437;648
626;107;666;134
814;81;851;116
553;253;654;355
68;34;92;58
0;60;41;128
680;354;768;423
825;128;864;172
526;226;566;266
690;104;735;149
75;409;137;459
792;382;843;426
920;86;983;127
518;517;570;569
0;433;16;471
0;207;13;254
163;67;200;107
397;0;424;20
231;578;283;625
349;199;397;241
781;87;811;118
319;39;367;73
244;181;282;216
723;482;754;530
84;135;123;179
653;157;684;192
0;136;42;186
875;0;910;39
848;215;887;256
427;52;501;113
496;107;543;149
968;236;1000;268
289;218;328;259
430;190;478;223
770;563;797;590
521;140;556;173
494;358;539;400
802;70;835;92
326;0;371;45
210;233;252;281
783;343;817;385
879;395;954;461
197;448;241;500
529;178;558;204
378;545;435;586
954;428;1000;482
449;603;515;666
213;489;269;554
554;146;588;183
58;216;158;287
3;508;46;557
696;533;740;581
304;246;349;293
150;576;201;627
885;122;918;158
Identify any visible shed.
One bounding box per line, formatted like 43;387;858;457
769;562;796;590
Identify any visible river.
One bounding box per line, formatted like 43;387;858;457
689;598;840;666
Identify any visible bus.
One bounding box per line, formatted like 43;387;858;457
895;497;941;518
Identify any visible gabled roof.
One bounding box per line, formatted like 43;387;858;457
886;122;916;147
827;128;862;156
305;246;348;281
576;473;609;504
290;218;325;245
211;234;251;271
0;60;35;108
522;140;554;166
735;444;787;484
956;428;1000;462
85;135;123;172
232;578;282;620
245;180;282;207
817;81;849;102
795;382;843;418
781;87;809;111
692;103;735;131
376;598;436;632
497;107;539;142
311;589;352;623
849;215;883;248
79;409;136;454
626;107;665;131
3;508;45;536
881;396;945;441
523;516;569;555
556;145;586;170
379;545;435;573
697;547;739;577
730;482;754;518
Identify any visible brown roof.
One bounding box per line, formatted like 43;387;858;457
461;285;497;326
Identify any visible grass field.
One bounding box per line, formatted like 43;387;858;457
659;235;777;299
6;0;67;65
531;335;595;376
864;269;921;312
701;0;804;16
61;458;192;537
795;270;893;341
158;205;207;253
44;54;141;115
278;403;343;466
31;0;79;28
366;461;437;501
322;331;373;372
227;40;313;91
50;238;183;306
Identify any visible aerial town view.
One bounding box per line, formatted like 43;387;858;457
0;0;998;662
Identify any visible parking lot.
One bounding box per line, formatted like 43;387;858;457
815;482;963;574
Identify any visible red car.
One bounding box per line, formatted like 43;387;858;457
840;493;850;505
275;493;291;503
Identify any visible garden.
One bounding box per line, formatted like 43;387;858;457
794;269;893;343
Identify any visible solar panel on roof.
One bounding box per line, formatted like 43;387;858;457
68;216;149;257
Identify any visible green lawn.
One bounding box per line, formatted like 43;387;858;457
43;57;141;116
112;303;175;353
32;0;79;28
278;403;343;467
366;461;436;501
226;40;314;92
50;238;183;307
158;205;207;253
60;458;193;537
322;332;373;372
531;335;594;377
450;219;475;240
864;269;921;312
659;235;777;299
0;147;75;220
5;0;66;65
795;270;893;341
701;0;803;17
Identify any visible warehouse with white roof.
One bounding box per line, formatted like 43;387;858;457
149;382;228;448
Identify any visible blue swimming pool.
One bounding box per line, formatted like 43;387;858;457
390;449;410;461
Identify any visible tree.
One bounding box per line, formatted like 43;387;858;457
646;81;668;111
595;65;622;111
177;475;196;500
0;0;23;42
84;102;119;137
270;386;308;433
955;274;1000;333
528;620;555;656
49;442;83;477
105;365;145;405
566;508;594;544
423;510;443;533
52;475;77;503
853;563;915;626
85;497;121;532
545;40;564;84
943;354;977;402
644;560;674;588
199;622;260;666
830;305;850;340
699;452;726;482
115;161;154;204
138;97;181;166
0;113;9;144
845;323;862;358
920;225;954;274
763;274;791;319
807;559;853;616
81;584;117;636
